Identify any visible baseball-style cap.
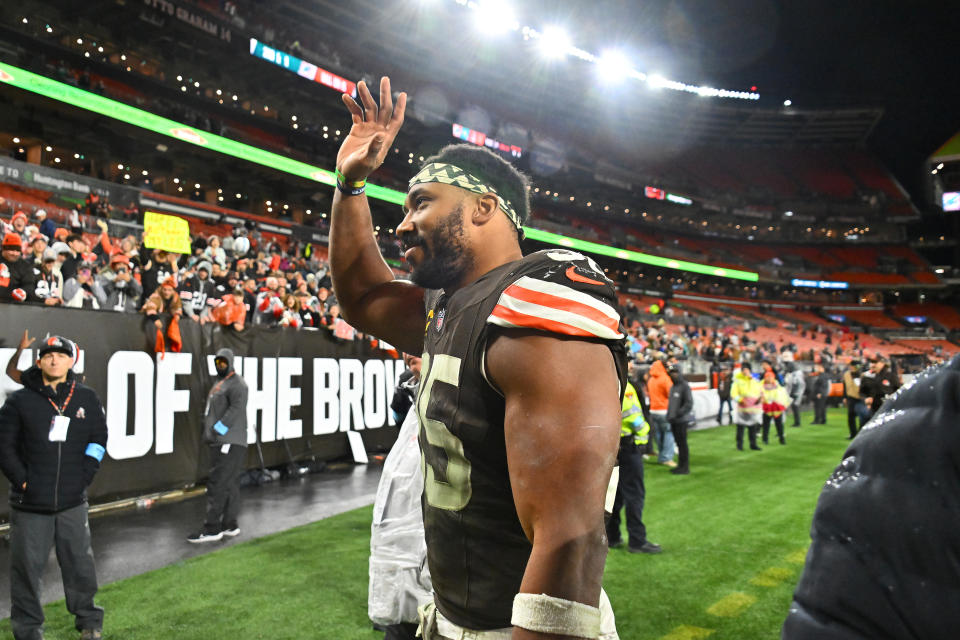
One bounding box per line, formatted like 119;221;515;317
38;335;79;367
52;241;71;255
2;233;22;250
42;248;57;262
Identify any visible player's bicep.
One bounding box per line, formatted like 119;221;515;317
487;330;620;542
348;280;426;355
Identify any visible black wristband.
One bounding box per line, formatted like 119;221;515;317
336;181;366;196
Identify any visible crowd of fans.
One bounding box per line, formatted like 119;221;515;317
0;206;368;349
1;201;954;368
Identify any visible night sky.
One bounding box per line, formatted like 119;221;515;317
531;0;960;204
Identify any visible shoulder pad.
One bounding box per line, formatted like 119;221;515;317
487;250;623;340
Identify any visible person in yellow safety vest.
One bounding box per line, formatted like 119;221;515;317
731;363;764;451
621;382;650;445
605;382;661;554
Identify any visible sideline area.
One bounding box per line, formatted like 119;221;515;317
0;465;382;620
0;412;852;639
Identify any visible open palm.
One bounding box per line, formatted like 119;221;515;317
337;77;407;182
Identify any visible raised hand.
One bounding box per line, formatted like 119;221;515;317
18;329;35;350
337;77;407;182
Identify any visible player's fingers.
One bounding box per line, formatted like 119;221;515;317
378;77;393;126
357;81;378;121
342;94;363;124
390;92;407;127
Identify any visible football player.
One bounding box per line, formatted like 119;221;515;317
330;77;625;640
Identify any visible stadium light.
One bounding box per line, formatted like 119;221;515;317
473;1;519;34
538;26;571;59
647;74;668;90
0;60;761;282
597;50;632;84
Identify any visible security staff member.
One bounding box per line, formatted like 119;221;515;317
188;348;249;543
0;335;108;640
606;381;661;554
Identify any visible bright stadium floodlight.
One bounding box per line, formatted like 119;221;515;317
538;26;571;59
0;61;762;282
647;74;668;90
473;1;519;35
597;50;632;84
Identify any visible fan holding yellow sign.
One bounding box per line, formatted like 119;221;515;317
143;212;192;255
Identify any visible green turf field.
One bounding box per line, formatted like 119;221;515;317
2;410;852;640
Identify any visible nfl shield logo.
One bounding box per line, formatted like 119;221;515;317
76;407;86;419
436;309;445;333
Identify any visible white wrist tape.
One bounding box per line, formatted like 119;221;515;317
512;593;601;638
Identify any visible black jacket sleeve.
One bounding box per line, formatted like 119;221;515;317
678;383;694;420
82;394;108;486
783;357;960;639
0;396;28;488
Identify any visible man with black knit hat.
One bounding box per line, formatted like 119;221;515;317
1;233;38;303
0;335;108;640
188;348;248;543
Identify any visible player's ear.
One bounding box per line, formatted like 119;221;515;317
472;193;499;226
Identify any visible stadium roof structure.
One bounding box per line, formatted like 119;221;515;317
60;0;884;151
930;131;960;164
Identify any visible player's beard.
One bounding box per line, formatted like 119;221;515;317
407;205;475;290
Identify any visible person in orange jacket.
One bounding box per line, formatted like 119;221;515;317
210;287;247;331
646;358;675;466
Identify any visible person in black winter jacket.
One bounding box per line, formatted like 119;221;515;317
0;335;107;640
1;233;38;304
390;354;421;426
810;365;830;424
189;348;249;543
859;358;900;420
716;369;733;425
783;355;960;640
666;364;695;474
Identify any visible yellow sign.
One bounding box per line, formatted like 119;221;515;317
143;211;192;254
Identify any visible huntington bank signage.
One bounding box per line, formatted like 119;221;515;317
0;305;403;517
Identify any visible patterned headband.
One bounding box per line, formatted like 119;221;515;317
408;162;523;233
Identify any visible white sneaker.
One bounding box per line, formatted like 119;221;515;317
187;530;223;543
221;526;240;538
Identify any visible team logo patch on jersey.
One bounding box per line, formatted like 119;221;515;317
565;265;605;286
436;309;446;333
75;407;86;419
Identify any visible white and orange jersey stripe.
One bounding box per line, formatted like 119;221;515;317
487;276;623;340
